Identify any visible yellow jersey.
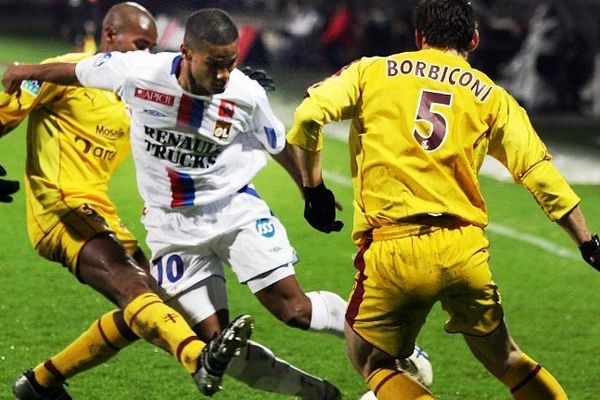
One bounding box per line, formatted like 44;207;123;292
287;49;580;243
0;52;131;246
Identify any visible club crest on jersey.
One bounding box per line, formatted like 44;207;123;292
218;99;235;118
256;218;275;238
134;87;175;106
93;52;112;67
214;120;231;139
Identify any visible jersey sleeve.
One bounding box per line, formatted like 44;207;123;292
0;76;63;137
287;59;362;151
488;89;580;220
75;51;131;94
251;88;286;154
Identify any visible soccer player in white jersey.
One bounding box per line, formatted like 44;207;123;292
3;8;432;398
4;8;342;399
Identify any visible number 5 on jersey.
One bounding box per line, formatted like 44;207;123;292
413;90;452;151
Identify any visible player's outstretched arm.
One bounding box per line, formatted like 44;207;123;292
557;206;599;271
2;62;78;94
0;164;19;203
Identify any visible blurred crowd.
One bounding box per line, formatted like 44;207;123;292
263;0;600;115
3;0;599;115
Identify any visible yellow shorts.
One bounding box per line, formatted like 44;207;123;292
346;221;503;358
28;202;140;276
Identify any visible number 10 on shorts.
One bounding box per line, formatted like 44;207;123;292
153;254;185;285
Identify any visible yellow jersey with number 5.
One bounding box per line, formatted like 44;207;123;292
0;52;131;247
287;48;579;243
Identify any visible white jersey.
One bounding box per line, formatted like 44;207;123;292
75;51;285;208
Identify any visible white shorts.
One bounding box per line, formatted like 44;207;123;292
143;184;298;302
165;265;296;326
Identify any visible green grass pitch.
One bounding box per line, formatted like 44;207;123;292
0;36;599;400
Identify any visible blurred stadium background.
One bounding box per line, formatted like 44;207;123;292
2;0;600;115
1;1;599;399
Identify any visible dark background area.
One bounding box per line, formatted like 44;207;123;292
2;0;600;117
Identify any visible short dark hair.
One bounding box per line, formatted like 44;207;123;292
415;0;476;53
184;8;238;50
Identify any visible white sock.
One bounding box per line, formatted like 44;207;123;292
306;290;346;337
227;340;334;399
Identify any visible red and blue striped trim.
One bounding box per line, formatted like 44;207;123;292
176;94;205;131
168;169;196;207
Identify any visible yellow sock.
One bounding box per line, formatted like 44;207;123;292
123;293;204;373
366;367;436;400
33;310;138;387
501;353;568;399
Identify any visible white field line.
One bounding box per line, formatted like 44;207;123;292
319;168;580;261
486;223;579;260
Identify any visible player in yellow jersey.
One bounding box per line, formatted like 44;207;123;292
1;3;253;399
287;0;599;399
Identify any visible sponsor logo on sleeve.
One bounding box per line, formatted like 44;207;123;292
213;120;231;139
256;218;275;238
134;87;175;106
218;99;235;118
93;52;112;67
20;80;41;96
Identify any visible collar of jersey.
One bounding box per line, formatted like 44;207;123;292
171;54;183;75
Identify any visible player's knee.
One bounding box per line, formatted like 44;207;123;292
271;299;312;329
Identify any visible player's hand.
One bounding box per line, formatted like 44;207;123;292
303;182;343;233
2;63;26;95
579;234;600;271
240;66;275;91
0;164;19;203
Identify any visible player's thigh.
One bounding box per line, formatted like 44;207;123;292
148;237;224;303
164;275;229;332
219;199;297;285
103;210;144;261
463;320;521;378
345;320;396;378
440;225;504;336
347;237;437;359
33;203;120;276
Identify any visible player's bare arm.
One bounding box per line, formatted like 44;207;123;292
557;206;600;270
557;206;593;245
2;62;78;94
288;144;323;188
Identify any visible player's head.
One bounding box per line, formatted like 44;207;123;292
414;0;478;55
180;8;239;95
101;2;157;53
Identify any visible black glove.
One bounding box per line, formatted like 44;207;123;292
0;164;19;203
579;234;600;271
240;66;275;91
303;182;343;233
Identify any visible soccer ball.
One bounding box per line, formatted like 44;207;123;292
357;345;433;400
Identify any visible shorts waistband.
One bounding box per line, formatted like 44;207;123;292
371;215;467;241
